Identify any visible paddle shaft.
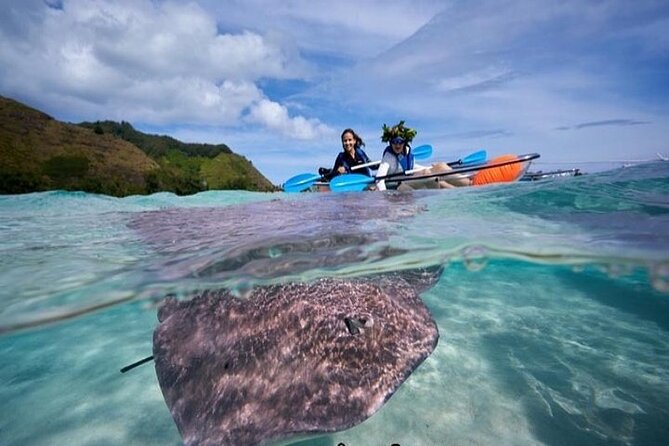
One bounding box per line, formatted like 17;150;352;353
350;144;433;171
353;157;463;173
376;150;485;180
351;160;380;170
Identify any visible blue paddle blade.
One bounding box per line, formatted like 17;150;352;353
462;149;487;165
283;173;321;193
412;144;432;160
330;173;373;192
447;150;487;168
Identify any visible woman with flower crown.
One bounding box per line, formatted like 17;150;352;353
375;121;470;191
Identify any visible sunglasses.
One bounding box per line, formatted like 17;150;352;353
390;137;405;145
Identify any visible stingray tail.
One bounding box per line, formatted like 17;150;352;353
120;355;154;373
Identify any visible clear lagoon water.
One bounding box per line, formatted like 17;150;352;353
1;162;668;446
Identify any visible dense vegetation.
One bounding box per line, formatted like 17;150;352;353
78;120;276;194
78;120;232;158
0;96;276;196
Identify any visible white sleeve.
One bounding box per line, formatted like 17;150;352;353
376;162;389;191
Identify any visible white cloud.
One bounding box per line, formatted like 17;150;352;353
435;68;517;94
247;99;334;140
200;0;445;58
0;0;324;138
302;0;669;170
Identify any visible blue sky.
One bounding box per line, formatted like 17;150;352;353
1;0;668;184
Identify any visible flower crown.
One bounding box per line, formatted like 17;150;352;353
381;120;417;143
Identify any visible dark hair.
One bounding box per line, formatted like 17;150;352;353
341;128;365;150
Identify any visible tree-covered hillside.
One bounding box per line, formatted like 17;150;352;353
0;96;276;196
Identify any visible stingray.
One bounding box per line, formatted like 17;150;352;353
151;268;441;445
127;193;425;284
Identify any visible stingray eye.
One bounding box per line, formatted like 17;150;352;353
344;317;366;335
344;317;359;335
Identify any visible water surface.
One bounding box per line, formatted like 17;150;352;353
1;162;668;445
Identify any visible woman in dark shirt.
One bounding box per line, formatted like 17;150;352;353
321;128;373;180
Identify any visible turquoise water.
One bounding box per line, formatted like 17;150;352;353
1;162;668;445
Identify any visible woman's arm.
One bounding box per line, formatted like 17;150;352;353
328;153;347;179
375;151;399;191
376;162;390;191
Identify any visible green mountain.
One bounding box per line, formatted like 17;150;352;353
0;96;276;196
78;120;233;159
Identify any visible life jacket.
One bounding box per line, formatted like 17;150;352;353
382;145;415;172
337;147;372;177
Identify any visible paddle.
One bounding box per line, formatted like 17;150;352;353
282;144;434;192
446;149;486;167
330;150;488;193
349;144;433;171
283;173;323;193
